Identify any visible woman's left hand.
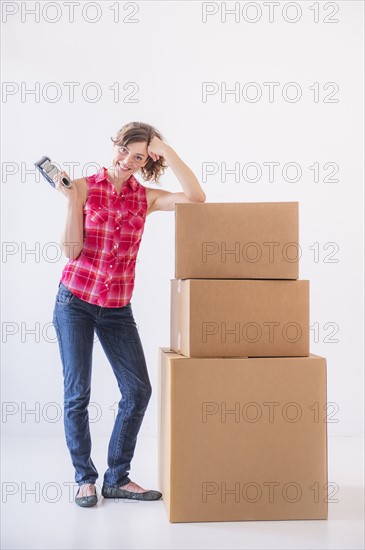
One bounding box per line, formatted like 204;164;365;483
147;136;168;162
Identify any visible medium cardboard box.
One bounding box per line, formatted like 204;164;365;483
175;202;299;280
158;348;328;523
171;279;309;357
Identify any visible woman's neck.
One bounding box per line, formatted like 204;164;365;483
107;168;131;185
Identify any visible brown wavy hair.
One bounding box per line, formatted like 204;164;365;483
111;121;168;184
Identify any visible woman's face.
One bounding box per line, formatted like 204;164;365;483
112;140;149;179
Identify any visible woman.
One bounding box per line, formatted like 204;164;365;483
52;121;206;507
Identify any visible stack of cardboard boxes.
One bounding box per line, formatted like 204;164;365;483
158;202;328;523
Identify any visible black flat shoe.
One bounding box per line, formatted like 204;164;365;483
75;485;98;507
102;484;162;501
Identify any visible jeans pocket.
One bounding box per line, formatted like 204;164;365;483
57;283;75;305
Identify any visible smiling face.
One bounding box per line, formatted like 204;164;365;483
111;141;149;180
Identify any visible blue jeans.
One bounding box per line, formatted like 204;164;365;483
52;282;152;487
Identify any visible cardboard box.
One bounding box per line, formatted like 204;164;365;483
158;348;328;523
171;279;309;357
175;202;299;280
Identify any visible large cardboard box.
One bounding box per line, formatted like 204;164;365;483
158;348;328;523
171;279;309;357
175;202;299;280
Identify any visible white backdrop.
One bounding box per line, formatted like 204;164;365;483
1;1;363;441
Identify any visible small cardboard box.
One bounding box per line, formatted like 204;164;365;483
175;202;299;280
158;348;328;523
171;279;309;357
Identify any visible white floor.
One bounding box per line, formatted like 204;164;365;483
1;434;364;550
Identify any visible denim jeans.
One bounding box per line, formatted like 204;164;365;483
52;282;152;487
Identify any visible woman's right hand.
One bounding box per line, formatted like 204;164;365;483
53;171;78;201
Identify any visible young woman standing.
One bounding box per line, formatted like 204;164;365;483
52;122;206;507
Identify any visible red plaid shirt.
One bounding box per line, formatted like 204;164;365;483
60;167;147;307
